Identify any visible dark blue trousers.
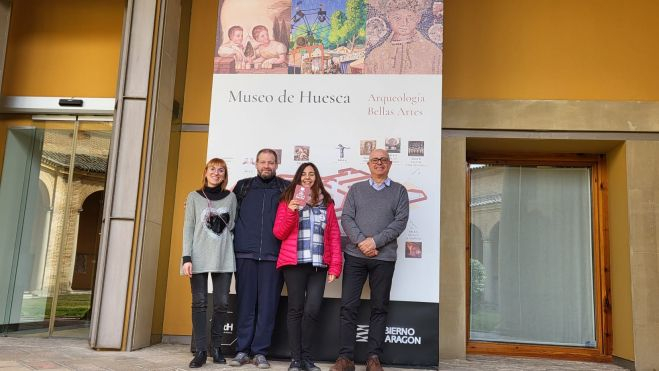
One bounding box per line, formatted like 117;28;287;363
235;258;283;356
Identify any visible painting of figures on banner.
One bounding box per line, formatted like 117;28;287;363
289;0;366;74
214;0;442;75
214;0;291;74
365;0;443;74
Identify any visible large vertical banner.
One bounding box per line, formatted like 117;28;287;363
208;0;442;366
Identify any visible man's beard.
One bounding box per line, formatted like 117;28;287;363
258;169;275;180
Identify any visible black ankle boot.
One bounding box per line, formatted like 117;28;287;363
189;351;207;368
212;347;226;364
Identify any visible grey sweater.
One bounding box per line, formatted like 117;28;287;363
341;180;410;261
181;191;237;274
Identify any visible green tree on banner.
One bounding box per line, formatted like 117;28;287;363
328;0;366;51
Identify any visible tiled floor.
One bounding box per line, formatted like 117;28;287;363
0;336;629;370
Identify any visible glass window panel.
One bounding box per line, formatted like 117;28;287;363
469;164;596;347
0;126;69;332
1;117;112;338
52;122;111;337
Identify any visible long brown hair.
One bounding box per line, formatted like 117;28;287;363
281;162;332;206
201;158;228;190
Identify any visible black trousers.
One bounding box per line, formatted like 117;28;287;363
190;272;232;352
338;254;395;359
282;264;328;361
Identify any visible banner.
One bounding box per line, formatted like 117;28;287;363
208;0;443;366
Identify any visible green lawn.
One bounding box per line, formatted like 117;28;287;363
20;293;91;320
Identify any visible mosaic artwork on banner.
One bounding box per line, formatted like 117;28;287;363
208;0;443;365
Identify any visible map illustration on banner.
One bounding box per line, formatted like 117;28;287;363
209;0;443;366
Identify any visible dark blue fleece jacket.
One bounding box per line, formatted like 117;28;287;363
232;176;290;261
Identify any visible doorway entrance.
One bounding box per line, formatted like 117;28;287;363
0;114;112;338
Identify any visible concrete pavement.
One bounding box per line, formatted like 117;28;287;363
0;336;629;370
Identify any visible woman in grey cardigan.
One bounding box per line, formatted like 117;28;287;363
182;158;237;368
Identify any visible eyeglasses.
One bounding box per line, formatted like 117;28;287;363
369;157;390;164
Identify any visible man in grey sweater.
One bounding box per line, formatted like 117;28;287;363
331;149;409;371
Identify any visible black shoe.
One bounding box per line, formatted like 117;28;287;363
288;359;302;371
189;351;207;368
212;347;226;364
301;359;321;371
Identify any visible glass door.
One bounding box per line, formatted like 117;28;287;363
0;114;112;338
50;116;112;337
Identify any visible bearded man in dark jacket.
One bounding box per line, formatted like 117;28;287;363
230;148;290;369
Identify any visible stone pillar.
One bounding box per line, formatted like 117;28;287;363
439;136;467;359
91;0;185;351
626;140;659;370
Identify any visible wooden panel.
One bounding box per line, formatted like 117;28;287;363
443;0;659;100
2;0;124;97
467;341;612;362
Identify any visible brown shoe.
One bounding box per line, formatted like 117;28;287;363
366;355;383;371
330;356;355;371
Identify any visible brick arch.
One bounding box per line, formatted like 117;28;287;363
470;223;484;263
